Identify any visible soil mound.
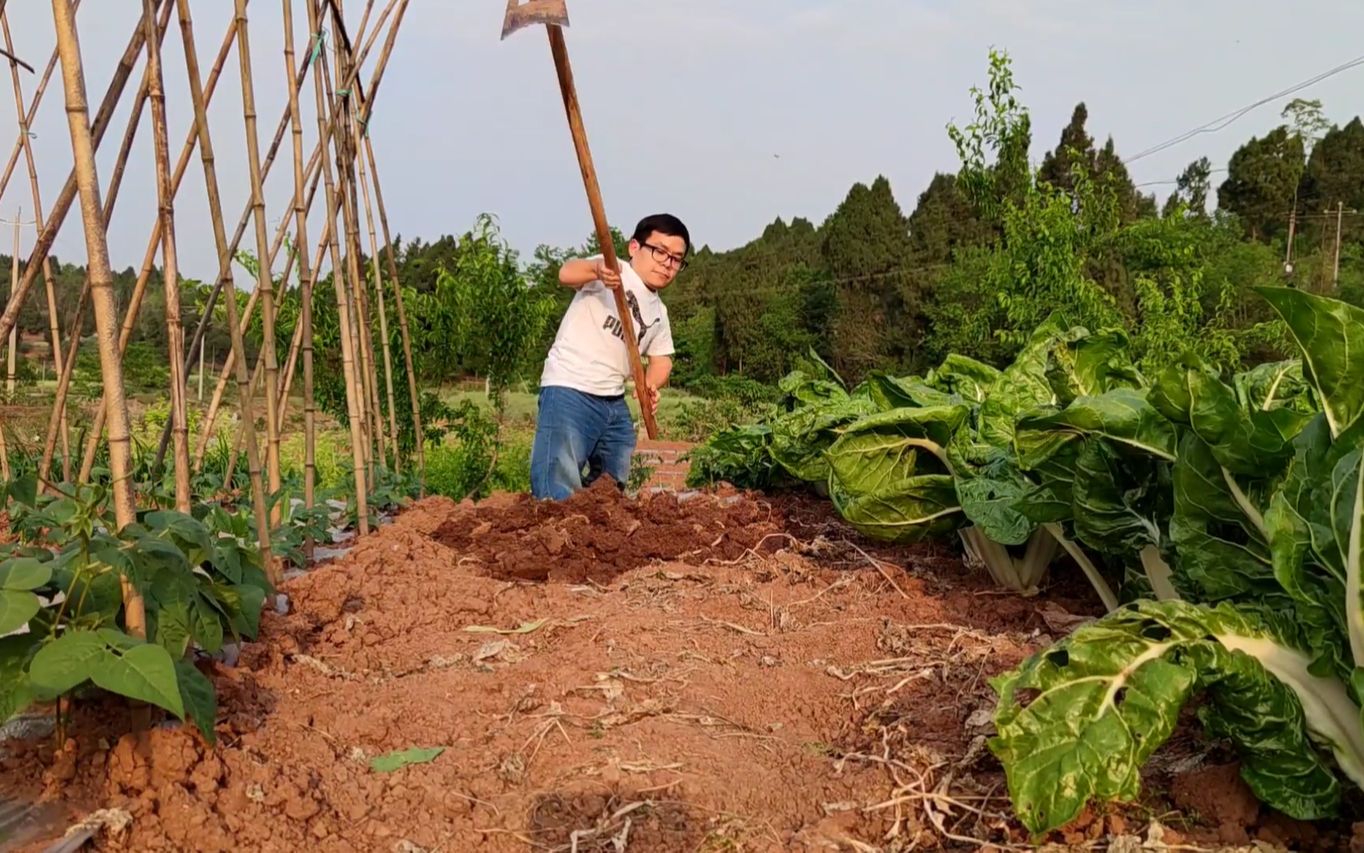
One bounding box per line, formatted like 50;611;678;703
431;476;782;583
6;487;1353;851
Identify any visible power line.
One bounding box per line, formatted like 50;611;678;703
1134;168;1228;189
1126;53;1364;165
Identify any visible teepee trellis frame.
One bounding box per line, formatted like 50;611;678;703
0;0;422;576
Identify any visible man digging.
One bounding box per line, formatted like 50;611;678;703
529;213;691;500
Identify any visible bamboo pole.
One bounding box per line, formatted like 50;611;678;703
4;211;17;401
1;11;69;472
201;0;400;499
153;1;322;474
352;78;422;490
0;0;166;353
141;0;190;512
0;416;9;482
190;152;318;469
219;209;330;481
38;0;175;486
232;0;283;523
171;0;394;473
281;5;315;511
72;1;216;484
210;0;393;477
195;151;325;475
49;0;144;637
307;0;368;534
320;29;383;475
355;125;399;474
175;0;276;583
324;0;391;473
0;0;77;203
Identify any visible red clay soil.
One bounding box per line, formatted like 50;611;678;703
1;484;1359;851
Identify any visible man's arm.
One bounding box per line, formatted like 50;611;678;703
559;257;621;290
643;355;672;415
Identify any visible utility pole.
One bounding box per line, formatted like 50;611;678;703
1333;201;1346;291
0;207;36;400
1284;206;1298;278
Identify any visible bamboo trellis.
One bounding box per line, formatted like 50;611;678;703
0;0;423;581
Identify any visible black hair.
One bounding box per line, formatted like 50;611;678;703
631;213;691;256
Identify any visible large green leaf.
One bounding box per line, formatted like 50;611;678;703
1015;389;1178;471
978;316;1078;447
948;442;1035;546
91;629;184;718
1257;286;1364;439
1263;415;1364;671
827;474;961;544
685;424;777;490
0;635;38;722
926;353;1002;404
1170;434;1280;602
175;658;217;745
768;396;877;483
1069;440;1171;557
0;557;52;591
865;373;956;411
825;405;965;494
1152;354;1312;476
28;629;185;718
1234;360;1315;416
0;590;42;637
991;599;1359;835
28;629;104;697
1044;327;1143;405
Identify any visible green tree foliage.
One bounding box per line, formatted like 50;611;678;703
1218;127;1305;241
1302;118;1364;207
821;176;916;379
1162;157;1214;219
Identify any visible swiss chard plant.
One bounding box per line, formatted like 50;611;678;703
989;287;1364;836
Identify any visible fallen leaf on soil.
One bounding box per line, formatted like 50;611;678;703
464;619;549;635
473;639;523;664
369;747;446;773
1039;601;1094;633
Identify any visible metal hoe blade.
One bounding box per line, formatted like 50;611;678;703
500;0;569;40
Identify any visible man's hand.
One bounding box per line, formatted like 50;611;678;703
596;258;622;290
645;381;661;416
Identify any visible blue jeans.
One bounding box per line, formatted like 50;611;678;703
530;385;637;500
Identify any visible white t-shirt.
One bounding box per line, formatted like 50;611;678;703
540;255;674;396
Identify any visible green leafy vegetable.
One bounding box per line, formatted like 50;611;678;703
991;599;1364;835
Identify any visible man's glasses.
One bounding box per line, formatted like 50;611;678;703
642;242;688;272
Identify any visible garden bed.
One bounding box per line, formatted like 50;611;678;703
1;483;1359;851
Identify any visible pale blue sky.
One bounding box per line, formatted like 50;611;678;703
3;1;1363;287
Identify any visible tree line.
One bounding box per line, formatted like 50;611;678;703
7;52;1364;406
